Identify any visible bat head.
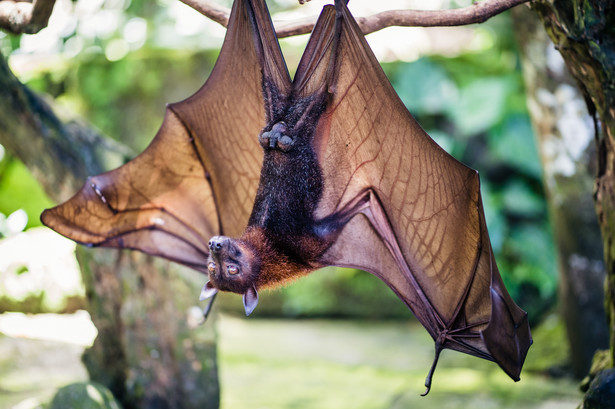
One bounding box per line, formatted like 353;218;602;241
202;235;261;315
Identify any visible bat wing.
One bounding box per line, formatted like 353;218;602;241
41;0;290;273
298;1;531;388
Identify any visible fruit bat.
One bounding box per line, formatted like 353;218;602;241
41;0;531;394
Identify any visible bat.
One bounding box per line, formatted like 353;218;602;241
41;0;531;394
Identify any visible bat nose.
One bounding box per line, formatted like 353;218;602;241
208;236;228;253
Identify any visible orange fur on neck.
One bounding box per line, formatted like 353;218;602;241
240;227;316;289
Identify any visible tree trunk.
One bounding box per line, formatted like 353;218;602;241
530;0;615;401
0;49;219;408
512;5;608;378
78;249;219;409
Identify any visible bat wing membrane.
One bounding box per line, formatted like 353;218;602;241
41;0;289;268
298;0;531;381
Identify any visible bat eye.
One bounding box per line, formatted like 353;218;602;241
227;265;239;275
208;262;216;273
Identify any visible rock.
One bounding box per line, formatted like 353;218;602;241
49;382;122;409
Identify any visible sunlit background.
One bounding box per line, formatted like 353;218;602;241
0;0;597;408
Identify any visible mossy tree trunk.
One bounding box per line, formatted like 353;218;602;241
530;0;615;395
512;5;608;378
0;49;219;409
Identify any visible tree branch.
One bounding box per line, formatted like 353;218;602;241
0;0;56;35
0;49;132;202
180;0;531;38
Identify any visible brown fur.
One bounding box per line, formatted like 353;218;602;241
240;227;327;289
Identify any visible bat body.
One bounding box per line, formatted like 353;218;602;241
41;0;531;393
203;91;332;310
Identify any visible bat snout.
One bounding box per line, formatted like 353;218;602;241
208;236;230;253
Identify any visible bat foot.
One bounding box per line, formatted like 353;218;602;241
421;342;444;396
259;122;295;152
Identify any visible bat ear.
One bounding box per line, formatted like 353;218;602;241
199;281;219;301
243;285;259;316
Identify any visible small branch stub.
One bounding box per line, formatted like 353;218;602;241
0;0;57;35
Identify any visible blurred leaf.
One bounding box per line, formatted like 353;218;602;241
502;181;545;217
507;224;558;297
489;115;543;178
15;265;29;275
278;268;409;319
480;181;507;253
0;160;53;229
448;76;515;136
426;129;456;156
394;58;458;116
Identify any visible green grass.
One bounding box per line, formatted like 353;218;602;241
0;313;581;409
217;315;581;409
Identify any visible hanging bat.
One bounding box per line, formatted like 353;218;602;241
41;0;531;394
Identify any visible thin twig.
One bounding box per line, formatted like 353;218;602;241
0;0;56;34
179;0;531;38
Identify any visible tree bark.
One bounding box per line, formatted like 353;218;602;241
78;249;219;409
0;49;219;408
0;49;130;201
530;0;615;393
512;5;608;379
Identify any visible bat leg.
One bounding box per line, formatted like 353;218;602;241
313;189;371;240
421;341;444;396
317;189;414;280
258;122;295;152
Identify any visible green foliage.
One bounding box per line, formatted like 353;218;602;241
0;157;53;230
65;50;216;150
220;268;410;319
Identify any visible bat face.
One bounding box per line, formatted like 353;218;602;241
206;236;261;295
